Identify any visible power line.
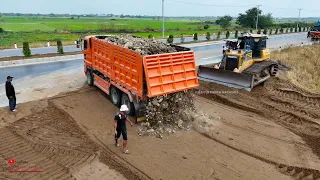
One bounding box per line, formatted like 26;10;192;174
167;0;253;8
167;0;320;13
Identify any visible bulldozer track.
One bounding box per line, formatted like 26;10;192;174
0;128;76;180
197;130;320;180
265;86;320;108
277;164;320;180
195;96;309;147
91;134;153;180
268;96;320;120
199;78;320;179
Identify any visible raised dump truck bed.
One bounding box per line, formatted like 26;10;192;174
82;35;198;121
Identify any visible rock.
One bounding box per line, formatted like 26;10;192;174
145;122;150;127
147;129;155;133
178;120;183;128
158;96;164;103
157;134;163;139
161;101;169;109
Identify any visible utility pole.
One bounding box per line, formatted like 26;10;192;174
162;0;165;38
255;5;261;31
297;8;302;29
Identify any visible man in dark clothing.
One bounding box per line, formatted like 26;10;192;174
114;104;133;154
5;76;17;112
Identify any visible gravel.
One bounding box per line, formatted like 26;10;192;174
138;91;196;138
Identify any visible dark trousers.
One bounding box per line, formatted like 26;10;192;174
8;97;16;111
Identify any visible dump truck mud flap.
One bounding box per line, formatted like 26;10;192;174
198;66;254;91
134;101;147;122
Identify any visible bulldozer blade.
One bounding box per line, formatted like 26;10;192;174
198;66;254;91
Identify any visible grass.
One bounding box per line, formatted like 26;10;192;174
0;32;80;48
272;44;320;94
0;16;217;32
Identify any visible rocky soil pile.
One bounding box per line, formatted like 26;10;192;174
105;34;177;55
138;91;196;138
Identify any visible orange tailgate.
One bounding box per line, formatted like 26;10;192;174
143;51;198;98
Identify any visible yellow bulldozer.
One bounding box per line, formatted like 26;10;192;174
198;33;279;91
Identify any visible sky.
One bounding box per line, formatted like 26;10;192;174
0;0;320;18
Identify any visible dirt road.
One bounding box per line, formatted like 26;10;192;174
0;76;320;179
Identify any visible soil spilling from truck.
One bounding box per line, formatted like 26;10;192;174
138;91;196;138
105;34;177;55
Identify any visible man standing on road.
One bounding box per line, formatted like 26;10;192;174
114;105;133;154
5;76;17;112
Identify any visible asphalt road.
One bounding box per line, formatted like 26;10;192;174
0;33;308;58
0;60;83;82
0;45;80;58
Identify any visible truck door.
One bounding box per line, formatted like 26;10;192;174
83;38;93;68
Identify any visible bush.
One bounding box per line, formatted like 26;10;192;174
295;27;298;32
226;31;230;39
206;32;211;40
204;24;210;30
167;35;174;43
235;30;238;38
217;32;221;39
290;27;293;33
148;34;153;39
0;28;4;33
180;34;185;43
275;29;278;34
263;29;267;35
193;33;198;41
250;29;253;33
257;29;261;34
286;28;289;33
22;42;31;57
57;40;64;54
280;28;284;33
269;29;272;35
299;27;302;32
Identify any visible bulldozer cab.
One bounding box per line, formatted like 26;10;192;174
238;34;267;58
221;33;268;72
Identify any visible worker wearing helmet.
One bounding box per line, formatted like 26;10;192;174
114;104;133;154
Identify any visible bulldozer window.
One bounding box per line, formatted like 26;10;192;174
261;39;267;49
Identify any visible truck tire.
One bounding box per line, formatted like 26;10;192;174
121;93;135;116
110;86;121;107
87;70;94;86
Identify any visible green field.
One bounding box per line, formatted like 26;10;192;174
0;16;218;32
0;16;225;48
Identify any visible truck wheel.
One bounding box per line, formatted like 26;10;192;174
110;86;121;107
87;70;94;86
121;93;135;116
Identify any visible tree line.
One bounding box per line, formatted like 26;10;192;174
214;7;315;29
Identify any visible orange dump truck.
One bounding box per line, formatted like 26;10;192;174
82;35;198;122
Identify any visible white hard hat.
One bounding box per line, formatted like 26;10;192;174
120;105;129;112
